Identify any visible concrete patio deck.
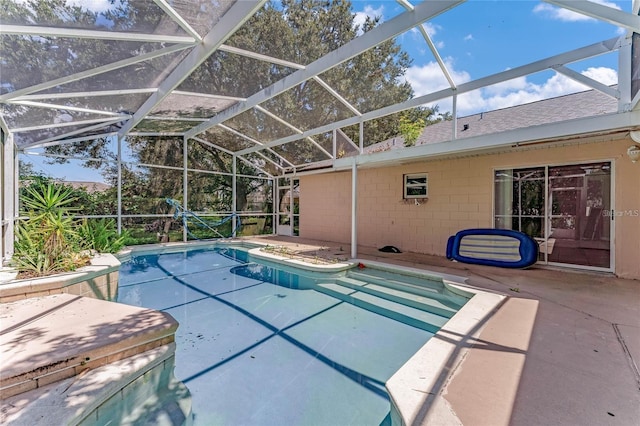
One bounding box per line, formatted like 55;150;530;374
1;236;638;425
250;235;640;426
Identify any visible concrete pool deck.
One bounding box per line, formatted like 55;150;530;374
249;235;640;425
1;237;638;425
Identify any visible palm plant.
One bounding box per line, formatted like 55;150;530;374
12;182;88;277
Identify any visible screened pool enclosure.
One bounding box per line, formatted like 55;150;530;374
2;0;639;262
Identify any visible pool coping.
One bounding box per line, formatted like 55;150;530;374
116;239;256;261
118;239;355;272
386;283;506;425
247;247;353;272
346;258;506;425
0;343;189;425
0;253;120;302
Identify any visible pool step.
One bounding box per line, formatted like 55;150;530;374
346;270;468;307
337;276;461;317
2;345;192;426
349;269;444;289
0;294;178;400
315;283;448;333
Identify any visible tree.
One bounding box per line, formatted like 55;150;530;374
7;0;449;239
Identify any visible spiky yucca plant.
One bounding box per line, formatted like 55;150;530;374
12;182;89;277
78;218;129;254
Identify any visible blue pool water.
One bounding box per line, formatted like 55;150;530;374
117;246;465;425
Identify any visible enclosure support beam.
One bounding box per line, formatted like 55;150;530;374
118;0;266;137
117;136;123;235
545;0;640;32
274;178;279;236
183;137;189;242
452;91;458;139
0;44;190;102
187;0;464;138
232;156;237;237
351;158;358;259
552;65;619;100
2;129;15;262
237;36;623;156
332;129;337;161
617;34;633;111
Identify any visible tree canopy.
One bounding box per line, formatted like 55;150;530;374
6;0;449;223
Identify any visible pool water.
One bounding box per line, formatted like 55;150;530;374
117;247;464;425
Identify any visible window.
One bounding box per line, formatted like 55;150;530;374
404;173;428;199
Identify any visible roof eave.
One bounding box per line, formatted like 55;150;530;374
333;109;640;171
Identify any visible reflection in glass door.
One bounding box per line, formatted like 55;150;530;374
494;162;612;271
548;163;611;269
494;167;546;262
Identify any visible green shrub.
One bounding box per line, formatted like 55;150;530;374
78;218;129;253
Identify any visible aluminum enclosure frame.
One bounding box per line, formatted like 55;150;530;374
1;0;639;261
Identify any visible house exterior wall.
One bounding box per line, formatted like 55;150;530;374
299;136;640;280
301;171;352;244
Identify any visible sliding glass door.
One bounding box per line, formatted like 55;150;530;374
495;162;612;271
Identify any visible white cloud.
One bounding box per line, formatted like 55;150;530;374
353;4;385;33
481;75;529;96
582;66;618;85
533;0;621;22
457;68;618;115
405;62;618;116
464;34;473;41
404;58;471;98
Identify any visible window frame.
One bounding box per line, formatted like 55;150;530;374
403;173;428;199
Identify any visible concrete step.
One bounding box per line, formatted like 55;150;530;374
0;343;193;426
335;277;458;318
315;283;448;333
346;270;468;307
0;294;178;399
1;344;192;426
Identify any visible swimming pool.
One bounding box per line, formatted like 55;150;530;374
117;244;468;425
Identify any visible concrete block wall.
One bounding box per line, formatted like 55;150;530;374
299;136;640;280
300;171;352;245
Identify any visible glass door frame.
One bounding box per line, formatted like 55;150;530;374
276;177;299;237
493;158;615;273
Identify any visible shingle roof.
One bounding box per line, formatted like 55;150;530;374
298;87;621;171
417;87;618;145
364;87;620;154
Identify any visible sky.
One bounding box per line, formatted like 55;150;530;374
352;0;629;116
20;0;633;183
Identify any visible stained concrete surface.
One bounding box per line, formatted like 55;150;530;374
252;236;640;426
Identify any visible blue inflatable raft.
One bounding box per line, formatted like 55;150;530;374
446;228;539;269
